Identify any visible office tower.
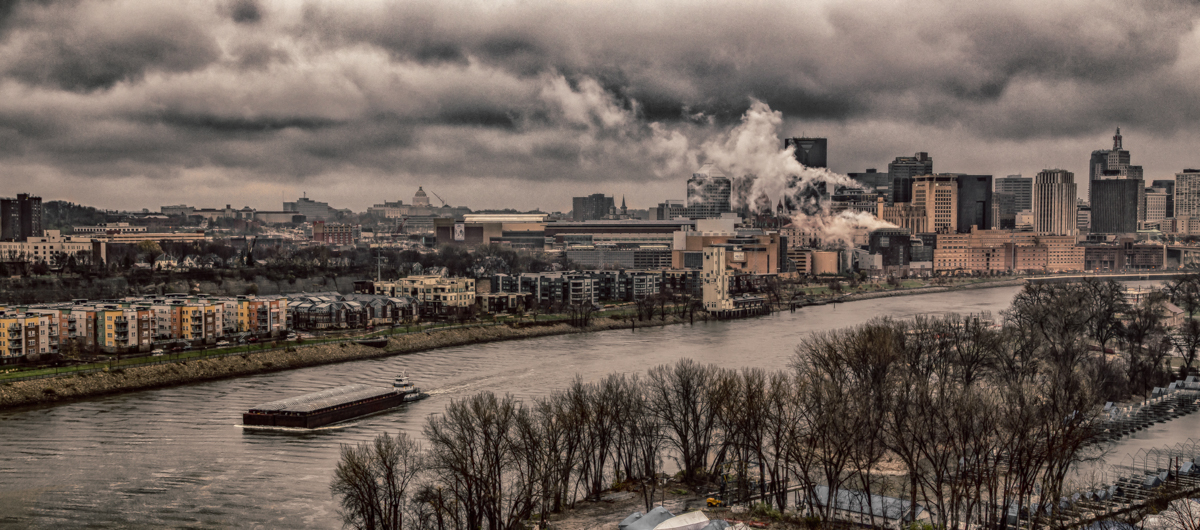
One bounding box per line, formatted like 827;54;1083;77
1152;179;1176;218
1091;178;1143;234
889;152;933;204
912;174;957;233
847;168;890;199
1032;169;1077;235
1088;127;1143;201
1140;188;1167;223
0;193;43;241
1077;201;1091;233
687;163;732;219
954;174;993;232
995;175;1033;213
783;137;827;168
1175;169;1200;218
571;193;616;221
994;192;1016;229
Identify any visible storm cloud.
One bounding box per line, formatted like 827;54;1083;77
2;0;1200;211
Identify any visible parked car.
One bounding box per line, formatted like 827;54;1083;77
215;341;230;347
150;349;164;357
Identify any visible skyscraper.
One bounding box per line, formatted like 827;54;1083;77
571;194;616;221
1091;178;1143;234
1088;128;1143;200
1140;188;1167;223
687;163;732;219
954;174;993;233
888;152;933;204
1175;170;1200;218
783;137;827;168
0;193;42;241
995;175;1033;213
912;174;957;233
1032;169;1077;235
1151;179;1176;218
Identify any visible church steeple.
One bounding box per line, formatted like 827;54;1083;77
620;195;627;214
1113;127;1122;150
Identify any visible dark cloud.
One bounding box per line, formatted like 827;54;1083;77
3;0;1200;211
227;0;261;24
5;2;219;91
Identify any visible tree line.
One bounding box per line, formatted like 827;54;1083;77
332;278;1199;530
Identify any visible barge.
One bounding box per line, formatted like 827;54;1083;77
243;374;429;429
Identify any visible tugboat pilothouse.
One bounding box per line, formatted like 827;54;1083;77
394;372;430;402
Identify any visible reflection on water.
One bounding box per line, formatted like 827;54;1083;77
0;282;1184;528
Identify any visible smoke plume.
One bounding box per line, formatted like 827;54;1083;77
692;98;896;248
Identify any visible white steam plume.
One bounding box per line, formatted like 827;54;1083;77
694;98;896;247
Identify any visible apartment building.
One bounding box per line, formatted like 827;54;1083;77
97;307;153;352
236;296;288;336
371;276;477;317
0;311;54;361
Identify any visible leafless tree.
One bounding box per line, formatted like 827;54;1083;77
646;359;720;485
330;431;424;530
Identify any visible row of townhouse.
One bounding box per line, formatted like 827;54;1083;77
352;270;710;318
488;270;692;307
286;292;418;330
0;294;289;363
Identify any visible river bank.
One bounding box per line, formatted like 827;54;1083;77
0;278;1033;410
0;315;687;410
838;277;1027;302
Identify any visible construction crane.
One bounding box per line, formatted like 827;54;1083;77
430;190;448;207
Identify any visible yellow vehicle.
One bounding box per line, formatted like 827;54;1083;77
706;497;723;507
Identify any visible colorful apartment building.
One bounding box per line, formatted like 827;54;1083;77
236;296;287;336
0;311;55;361
97;307;152;352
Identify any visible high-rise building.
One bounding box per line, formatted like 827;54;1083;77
1077;201;1091;233
1032;169;1077;236
847;169;890;199
912;174;957;233
687;163;732;219
1089;128;1130;187
1140;188;1167;224
1175;170;1200;218
994;192;1016;229
1091;178;1143;234
888;152;933;204
783;137;827;168
0;193;43;241
1151;179;1176;218
571;194;616;221
995;175;1033;213
955;174;993;233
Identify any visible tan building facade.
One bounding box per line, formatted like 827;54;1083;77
934;228;1084;273
912;175;958;233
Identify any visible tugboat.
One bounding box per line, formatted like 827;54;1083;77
394;372;430;402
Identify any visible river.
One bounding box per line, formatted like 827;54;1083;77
1;282;1195;528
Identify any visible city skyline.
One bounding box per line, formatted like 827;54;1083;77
3;1;1200;212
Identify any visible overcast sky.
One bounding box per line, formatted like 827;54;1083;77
3;0;1200;213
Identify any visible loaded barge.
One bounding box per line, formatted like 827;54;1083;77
243;374;428;429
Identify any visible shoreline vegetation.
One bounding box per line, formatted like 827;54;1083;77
0;277;1027;410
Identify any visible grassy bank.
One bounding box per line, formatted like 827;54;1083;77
0;315;687;410
0;276;1031;410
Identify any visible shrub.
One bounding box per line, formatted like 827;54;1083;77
749;502;782;521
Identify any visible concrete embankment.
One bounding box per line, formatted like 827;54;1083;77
0;316;685;410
